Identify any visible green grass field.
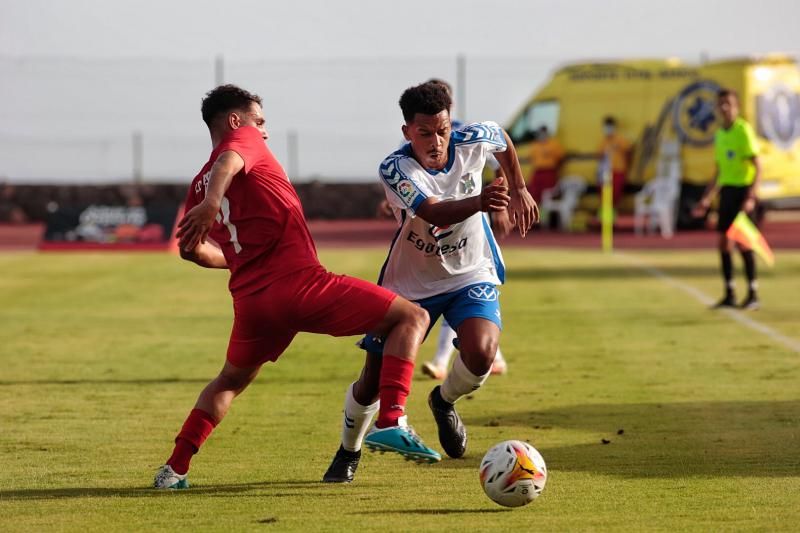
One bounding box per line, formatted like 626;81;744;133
1;248;799;532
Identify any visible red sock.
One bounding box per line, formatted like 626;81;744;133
375;355;415;428
167;408;218;475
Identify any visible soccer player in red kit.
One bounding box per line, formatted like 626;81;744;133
153;85;440;489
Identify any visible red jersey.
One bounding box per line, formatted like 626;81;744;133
184;126;321;297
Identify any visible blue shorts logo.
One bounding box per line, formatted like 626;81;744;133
468;285;497;302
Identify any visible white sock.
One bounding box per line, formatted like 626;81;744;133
340;382;379;452
494;347;506;365
440;354;490;404
431;322;457;368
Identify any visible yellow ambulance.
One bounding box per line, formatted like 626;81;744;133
505;55;800;223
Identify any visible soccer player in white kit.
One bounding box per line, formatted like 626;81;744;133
419;80;509;381
323;80;537;482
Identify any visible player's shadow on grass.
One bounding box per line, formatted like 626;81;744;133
353;509;511;515
0;375;343;387
0;480;326;501
459;400;800;479
506;265;723;281
0;378;212;387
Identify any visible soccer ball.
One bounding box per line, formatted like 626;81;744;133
479;440;547;507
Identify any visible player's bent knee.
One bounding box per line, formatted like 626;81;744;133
217;365;259;393
216;374;251;394
477;343;498;364
406;303;430;332
462;340;498;366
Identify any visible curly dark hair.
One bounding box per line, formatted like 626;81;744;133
426;78;453;98
717;88;739;101
201;84;263;127
399;81;452;123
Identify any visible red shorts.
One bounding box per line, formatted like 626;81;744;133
227;267;397;367
612;171;626;206
527;169;559;205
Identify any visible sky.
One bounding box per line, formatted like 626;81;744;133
3;0;798;60
1;0;798;182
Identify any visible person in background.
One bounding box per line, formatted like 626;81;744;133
692;88;761;310
597;116;632;208
526;125;565;205
0;182;28;224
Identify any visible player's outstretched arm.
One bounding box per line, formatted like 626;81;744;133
179;241;229;269
494;130;539;237
415;177;510;227
177;151;245;251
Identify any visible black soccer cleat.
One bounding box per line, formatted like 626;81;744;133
322;446;361;483
428;385;467;459
712;293;736;309
740;293;760;311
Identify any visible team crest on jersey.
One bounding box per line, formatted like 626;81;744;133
396;180;419;207
460;173;476;194
468;285;497;302
757;83;800;151
428;224;454;241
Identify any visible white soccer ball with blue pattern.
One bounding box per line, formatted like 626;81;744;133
479;440;547;507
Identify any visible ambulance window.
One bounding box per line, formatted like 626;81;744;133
509;101;560;143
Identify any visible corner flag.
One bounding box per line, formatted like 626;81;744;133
726;212;775;267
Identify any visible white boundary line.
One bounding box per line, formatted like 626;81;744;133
619;253;800;354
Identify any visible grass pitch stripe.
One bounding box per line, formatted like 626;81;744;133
621;253;800;354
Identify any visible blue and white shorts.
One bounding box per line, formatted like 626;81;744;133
362;282;501;354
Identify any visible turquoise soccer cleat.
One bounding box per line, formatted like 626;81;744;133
153;464;190;489
364;416;441;464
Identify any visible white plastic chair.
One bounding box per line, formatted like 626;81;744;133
540;175;587;231
634;150;681;238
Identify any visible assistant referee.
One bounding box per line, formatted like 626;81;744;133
693;88;761;310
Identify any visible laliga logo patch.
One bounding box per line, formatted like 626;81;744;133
673;80;722;147
396;180;418;207
428;224;454;241
468;285;497;302
757;83;800;151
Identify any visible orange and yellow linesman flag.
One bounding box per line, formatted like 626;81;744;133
726;212;775;267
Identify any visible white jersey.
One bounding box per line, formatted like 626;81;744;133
377;121;507;300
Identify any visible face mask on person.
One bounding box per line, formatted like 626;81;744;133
603;125;615;136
